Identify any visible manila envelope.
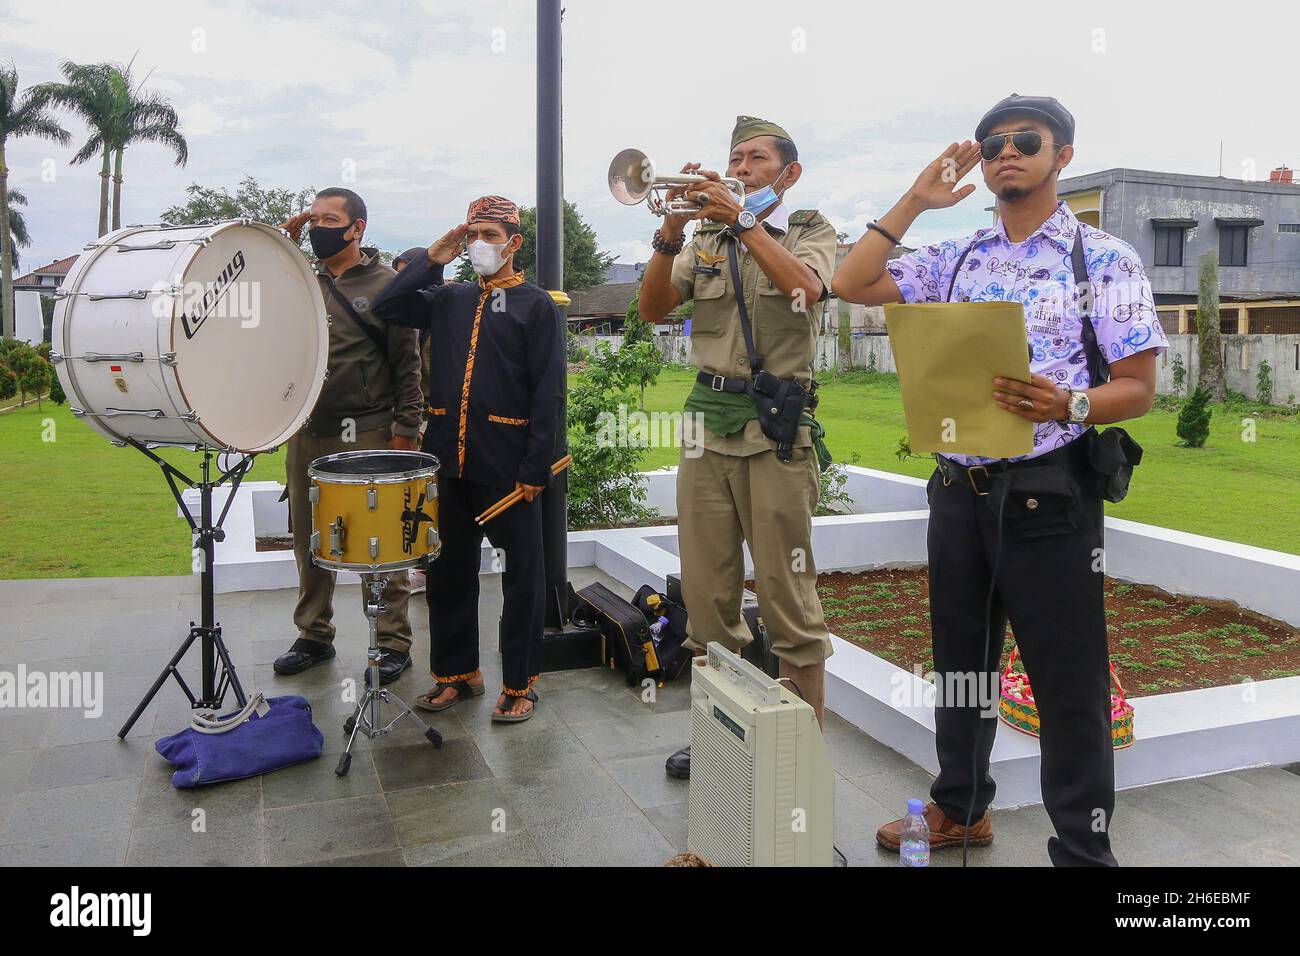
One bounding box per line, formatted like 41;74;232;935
884;301;1034;459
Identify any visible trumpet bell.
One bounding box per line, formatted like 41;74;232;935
608;147;654;206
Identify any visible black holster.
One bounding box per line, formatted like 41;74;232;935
748;369;811;462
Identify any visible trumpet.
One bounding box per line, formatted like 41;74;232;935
607;147;747;218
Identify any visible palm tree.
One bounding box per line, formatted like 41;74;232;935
1;63;70;340
29;61;118;236
104;60;187;231
6;186;31;270
29;59;187;235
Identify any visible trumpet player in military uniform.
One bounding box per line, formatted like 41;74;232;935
638;116;837;780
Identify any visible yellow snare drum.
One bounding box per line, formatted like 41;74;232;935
307;450;440;572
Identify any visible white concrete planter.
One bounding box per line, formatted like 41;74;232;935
184;467;1300;806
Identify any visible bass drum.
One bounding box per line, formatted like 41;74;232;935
52;220;327;452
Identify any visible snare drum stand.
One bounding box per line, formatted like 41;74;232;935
117;442;250;738
336;572;443;776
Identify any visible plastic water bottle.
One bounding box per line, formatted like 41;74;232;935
899;798;930;867
649;616;670;646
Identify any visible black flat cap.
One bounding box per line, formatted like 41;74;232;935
976;94;1075;145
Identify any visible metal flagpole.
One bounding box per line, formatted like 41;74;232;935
535;0;600;667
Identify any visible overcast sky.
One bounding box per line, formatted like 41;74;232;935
3;0;1296;274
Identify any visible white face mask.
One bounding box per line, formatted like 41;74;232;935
467;239;509;277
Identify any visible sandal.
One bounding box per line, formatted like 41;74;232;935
491;689;539;723
415;679;484;712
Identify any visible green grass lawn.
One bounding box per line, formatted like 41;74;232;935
631;367;1300;555
0;402;285;579
2;370;1297;579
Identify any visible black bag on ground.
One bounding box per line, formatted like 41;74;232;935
663;573;781;679
633;585;691;682
573;582;661;686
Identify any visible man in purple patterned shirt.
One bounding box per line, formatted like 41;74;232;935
835;94;1166;866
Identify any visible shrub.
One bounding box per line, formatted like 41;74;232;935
816;452;859;516
566;342;658;529
1257;359;1273;406
1176;386;1211;448
1170;352;1186;395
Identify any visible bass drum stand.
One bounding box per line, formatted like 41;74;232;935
336;571;443;776
117;441;251;738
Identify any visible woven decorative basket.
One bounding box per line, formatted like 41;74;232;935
998;647;1135;750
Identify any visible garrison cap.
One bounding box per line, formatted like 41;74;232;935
731;115;793;150
975;94;1075;145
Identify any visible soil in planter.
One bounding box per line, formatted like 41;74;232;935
752;568;1300;697
255;536;294;553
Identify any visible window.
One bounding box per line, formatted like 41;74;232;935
1153;226;1184;267
1279;223;1300;234
1219;224;1249;266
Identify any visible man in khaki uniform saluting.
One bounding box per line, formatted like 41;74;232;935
639;116;837;780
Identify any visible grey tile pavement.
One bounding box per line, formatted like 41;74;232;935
2;568;1298;867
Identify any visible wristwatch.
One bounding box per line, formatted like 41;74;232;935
734;209;757;232
1062;388;1091;424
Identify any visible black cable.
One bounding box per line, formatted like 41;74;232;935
776;676;805;702
963;475;1010;868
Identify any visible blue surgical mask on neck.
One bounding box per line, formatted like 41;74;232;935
742;165;790;215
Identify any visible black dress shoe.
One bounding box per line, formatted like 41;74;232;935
365;649;412;686
273;638;337;675
665;745;690;780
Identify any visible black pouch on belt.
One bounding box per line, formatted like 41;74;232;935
990;464;1087;538
1082;426;1144;503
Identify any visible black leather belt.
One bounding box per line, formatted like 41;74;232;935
936;436;1089;497
696;370;749;394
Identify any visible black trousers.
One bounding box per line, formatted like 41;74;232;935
927;442;1117;867
424;474;545;695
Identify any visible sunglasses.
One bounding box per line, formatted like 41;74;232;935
979;130;1062;162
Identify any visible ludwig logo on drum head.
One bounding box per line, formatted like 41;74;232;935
181;250;247;339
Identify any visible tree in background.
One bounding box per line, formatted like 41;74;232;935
0;338;51;408
1170;352;1186;395
621;284;663;408
566;341;658;529
453;201;614;289
1256;359;1273;407
31;58;187;234
37;341;64;404
1176;386;1211;448
1;63;70;339
104;60;187;231
29;61;119;237
1195;250;1227;402
161;176;315;249
4;186;30;270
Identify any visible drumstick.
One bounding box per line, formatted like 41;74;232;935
474;455;572;524
475;455;572;525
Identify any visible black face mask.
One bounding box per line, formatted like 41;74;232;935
309;221;355;259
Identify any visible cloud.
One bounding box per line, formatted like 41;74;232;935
3;0;1296;275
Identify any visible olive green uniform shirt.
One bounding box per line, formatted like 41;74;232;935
669;206;837;456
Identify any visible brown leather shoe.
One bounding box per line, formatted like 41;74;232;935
876;801;993;851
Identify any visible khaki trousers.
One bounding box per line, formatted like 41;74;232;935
676;444;831;668
285;425;413;651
